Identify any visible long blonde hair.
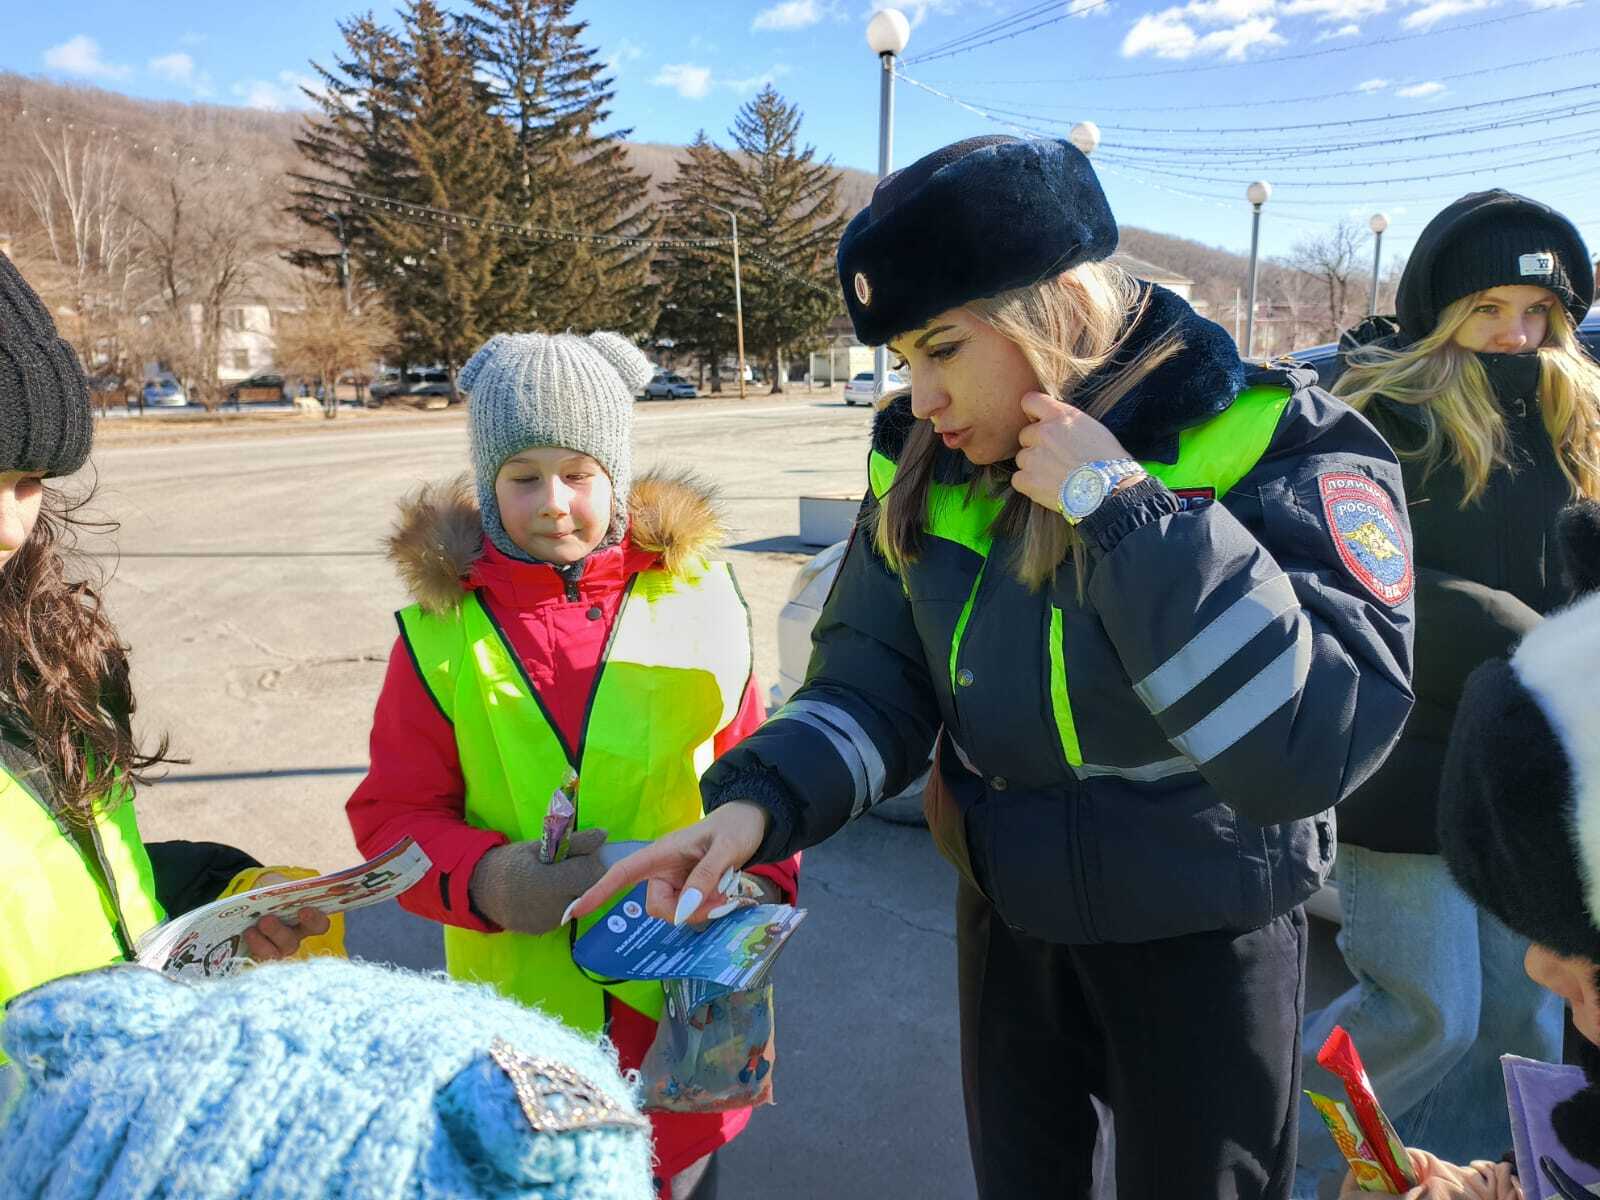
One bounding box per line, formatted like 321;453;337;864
1334;295;1600;504
872;262;1184;589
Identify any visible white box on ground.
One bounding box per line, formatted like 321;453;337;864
798;495;859;547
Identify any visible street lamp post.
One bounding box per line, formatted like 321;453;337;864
1244;180;1271;359
867;9;910;395
707;202;747;401
1368;212;1389;318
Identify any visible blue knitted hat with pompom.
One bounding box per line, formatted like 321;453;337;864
0;959;654;1200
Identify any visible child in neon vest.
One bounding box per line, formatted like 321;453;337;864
348;331;799;1200
0;252;330;1075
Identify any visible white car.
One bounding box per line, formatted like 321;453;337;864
773;538;1349;910
842;369;905;407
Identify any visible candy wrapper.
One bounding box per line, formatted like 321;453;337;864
1306;1092;1401;1193
537;771;579;864
1312;1026;1419;1193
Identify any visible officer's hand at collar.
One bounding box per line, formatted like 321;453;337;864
1011;391;1136;511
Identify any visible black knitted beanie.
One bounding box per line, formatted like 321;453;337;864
0;252;93;477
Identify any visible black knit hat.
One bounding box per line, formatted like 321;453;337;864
837;135;1118;347
1439;502;1600;963
0;252;94;477
1397;190;1593;340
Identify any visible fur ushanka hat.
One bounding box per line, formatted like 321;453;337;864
1438;499;1600;1166
836;135;1118;347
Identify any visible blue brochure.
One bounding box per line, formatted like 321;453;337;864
572;883;807;992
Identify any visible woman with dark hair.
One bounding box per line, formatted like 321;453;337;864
571;135;1416;1198
0;252;327;1066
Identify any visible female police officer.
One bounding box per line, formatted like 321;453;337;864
571;136;1416;1198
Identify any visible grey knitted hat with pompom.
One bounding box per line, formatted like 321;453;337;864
458;331;654;560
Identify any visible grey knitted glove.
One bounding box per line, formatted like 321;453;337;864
469;828;609;936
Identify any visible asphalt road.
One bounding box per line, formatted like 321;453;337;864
82;395;1351;1198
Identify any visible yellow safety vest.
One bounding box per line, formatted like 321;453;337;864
869;384;1295;768
0;763;165;1063
397;556;753;1035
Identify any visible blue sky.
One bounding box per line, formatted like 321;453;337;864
6;0;1598;265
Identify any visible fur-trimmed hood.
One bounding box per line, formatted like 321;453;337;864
388;470;727;616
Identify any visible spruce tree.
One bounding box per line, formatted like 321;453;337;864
712;87;846;393
368;1;525;370
653;133;740;391
467;0;658;335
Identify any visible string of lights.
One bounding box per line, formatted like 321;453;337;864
904;0;1065;62
904;0;1114;66
920;45;1600;116
915;4;1559;85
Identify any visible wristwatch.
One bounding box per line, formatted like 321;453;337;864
1057;459;1145;524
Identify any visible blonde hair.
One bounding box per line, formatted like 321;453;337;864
872;261;1183;589
1334;294;1600;504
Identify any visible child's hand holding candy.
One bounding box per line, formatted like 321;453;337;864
1340;1149;1523;1199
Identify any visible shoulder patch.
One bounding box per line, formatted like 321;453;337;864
1319;472;1413;607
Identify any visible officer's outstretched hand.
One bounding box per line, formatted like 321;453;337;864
1010;391;1136;511
1339;1149;1522;1199
564;802;770;928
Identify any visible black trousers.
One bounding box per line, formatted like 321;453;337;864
957;879;1307;1200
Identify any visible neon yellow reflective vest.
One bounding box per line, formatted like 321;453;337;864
868;384;1294;768
398;556;753;1036
0;764;165;1064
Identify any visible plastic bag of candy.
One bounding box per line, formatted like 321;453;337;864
638;981;776;1114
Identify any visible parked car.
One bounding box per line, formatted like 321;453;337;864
141;374;186;407
226;373;290;405
368;367;459;406
642;371;698;401
842;369;905;407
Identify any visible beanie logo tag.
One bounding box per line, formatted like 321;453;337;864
854;271;872;306
489;1038;649;1133
1520;252;1555;277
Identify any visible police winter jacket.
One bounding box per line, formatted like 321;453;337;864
706;285;1417;945
1336;348;1581;853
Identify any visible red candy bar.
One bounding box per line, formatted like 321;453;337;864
1316;1026;1419;1193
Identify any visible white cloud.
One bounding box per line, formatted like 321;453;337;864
1316;21;1363;37
1067;0;1113;15
231;70;320;111
1356;76;1389;91
753;0;828;30
1401;0;1495;29
652;63;715;99
1397;79;1446;97
43;35;129;80
148;52;195;82
1281;0;1390;18
605;38;645;76
725;65;793;93
1122;4;1285;59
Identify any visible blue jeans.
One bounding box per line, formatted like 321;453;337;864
1293;845;1562;1198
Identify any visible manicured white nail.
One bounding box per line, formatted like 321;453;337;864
559;900;580;927
716;868;737;896
673;888;704;927
706;901;740;920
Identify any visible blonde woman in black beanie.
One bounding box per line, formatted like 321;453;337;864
1298;191;1600;1194
0;253;328;1077
573;135;1419;1199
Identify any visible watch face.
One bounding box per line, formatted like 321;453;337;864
1064;468;1107;517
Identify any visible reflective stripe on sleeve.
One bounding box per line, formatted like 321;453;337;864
1134;573;1300;716
1170;615;1314;764
1070;755;1199;783
776;698;889;819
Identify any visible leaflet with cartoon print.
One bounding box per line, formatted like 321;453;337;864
572;883;807;991
133;838;430;979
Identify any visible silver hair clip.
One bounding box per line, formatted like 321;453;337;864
488;1038;648;1134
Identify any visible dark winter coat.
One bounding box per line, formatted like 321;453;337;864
1335;350;1580;853
706;286;1416;945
